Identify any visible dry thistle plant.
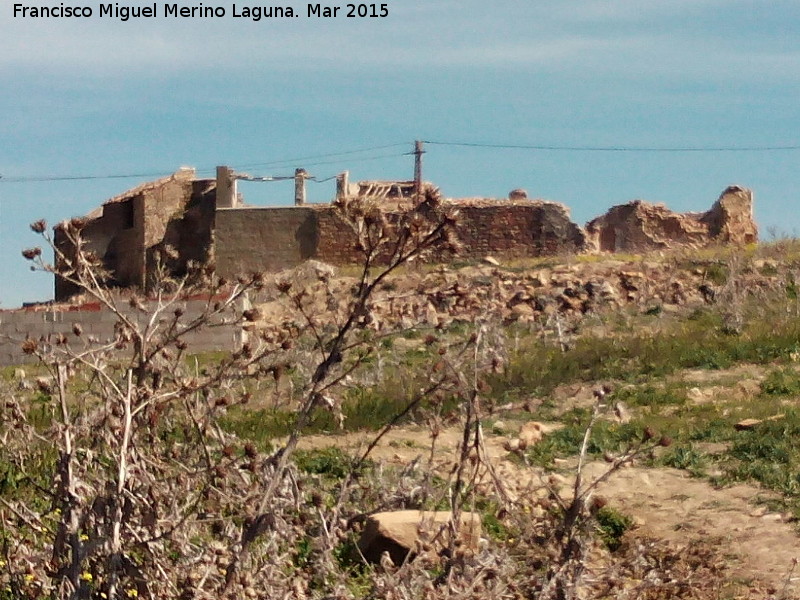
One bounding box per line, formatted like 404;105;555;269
3;204;756;600
3;196;483;600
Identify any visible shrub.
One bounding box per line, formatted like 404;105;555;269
595;506;634;551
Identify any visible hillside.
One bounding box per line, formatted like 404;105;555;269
5;233;800;599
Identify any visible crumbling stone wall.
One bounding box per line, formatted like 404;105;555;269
55;169;213;301
699;186;758;245
159;179;217;278
585;186;758;252
138;171;209;287
54;195;146;300
584;201;709;252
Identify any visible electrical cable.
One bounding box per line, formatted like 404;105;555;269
0;146;411;184
5;138;800;184
423;140;800;152
0;171;177;183
233;142;408;169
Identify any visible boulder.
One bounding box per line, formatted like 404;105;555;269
519;421;544;445
509;303;536;321
358;510;482;565
491;420;507;434
734;414;784;431
613;401;631;424
289;260;337;284
599;280;618;300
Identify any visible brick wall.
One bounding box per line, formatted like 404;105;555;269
447;201;586;257
214;199;587;278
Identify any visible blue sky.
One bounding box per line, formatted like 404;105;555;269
1;0;799;307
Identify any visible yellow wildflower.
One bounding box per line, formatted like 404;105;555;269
79;572;93;582
126;589;138;597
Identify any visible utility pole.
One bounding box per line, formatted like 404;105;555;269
336;171;349;200
413;140;424;201
294;168;308;206
215;166;238;209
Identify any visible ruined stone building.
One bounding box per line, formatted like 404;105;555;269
585;186;758;253
52;166;758;301
54;168;216;300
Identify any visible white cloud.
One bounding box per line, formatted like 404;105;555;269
2;1;799;96
0;0;754;73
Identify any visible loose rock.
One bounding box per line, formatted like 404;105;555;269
358;510;482;565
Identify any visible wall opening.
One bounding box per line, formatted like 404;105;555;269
599;226;616;252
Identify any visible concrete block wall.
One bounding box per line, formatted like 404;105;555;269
215;206;321;275
0;299;243;367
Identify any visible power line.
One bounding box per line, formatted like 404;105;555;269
234;142;408;169
423;140;800;152
293;151;409;169
0;171;177;183
310;174;340;184
236;152;410;184
0;143;412;184
6;137;800;184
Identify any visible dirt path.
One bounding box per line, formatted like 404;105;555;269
583;462;799;592
299;424;800;594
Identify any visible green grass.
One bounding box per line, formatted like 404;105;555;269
0;447;58;513
659;445;709;477
220;385;462;446
719;411;800;502
26;391;55;430
760;367;800;397
523;374;800;518
295;447;366;479
492;302;800;403
612;384;687;409
594;506;634;551
526;409;645;469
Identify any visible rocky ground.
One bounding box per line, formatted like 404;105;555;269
247;251;783;344
272;247;800;597
297;387;800;597
18;245;799;597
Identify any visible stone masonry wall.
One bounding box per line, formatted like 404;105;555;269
55;170;200;301
54;197;146;300
447;200;587;257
